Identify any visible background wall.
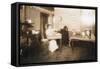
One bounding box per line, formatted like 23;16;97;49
20;6;41;30
54;8;95;32
0;0;99;69
54;8;81;31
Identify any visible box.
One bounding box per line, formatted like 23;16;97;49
11;2;97;66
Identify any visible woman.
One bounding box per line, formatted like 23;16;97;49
46;25;58;53
61;26;69;46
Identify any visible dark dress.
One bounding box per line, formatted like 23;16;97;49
61;29;69;46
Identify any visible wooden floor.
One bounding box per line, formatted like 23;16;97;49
20;41;96;64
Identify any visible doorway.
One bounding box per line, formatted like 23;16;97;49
40;13;48;39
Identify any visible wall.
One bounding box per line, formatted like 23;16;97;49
54;8;81;31
53;8;95;32
20;6;40;30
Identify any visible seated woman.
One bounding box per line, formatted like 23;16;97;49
46;25;58;53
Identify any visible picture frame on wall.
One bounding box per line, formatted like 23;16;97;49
11;2;97;66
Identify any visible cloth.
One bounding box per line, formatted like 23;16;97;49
48;40;58;52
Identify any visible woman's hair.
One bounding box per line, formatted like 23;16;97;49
64;26;68;31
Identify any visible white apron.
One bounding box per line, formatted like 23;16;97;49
48;40;58;52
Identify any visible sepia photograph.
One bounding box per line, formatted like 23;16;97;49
19;4;97;64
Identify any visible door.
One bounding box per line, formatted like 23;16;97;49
40;13;48;39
